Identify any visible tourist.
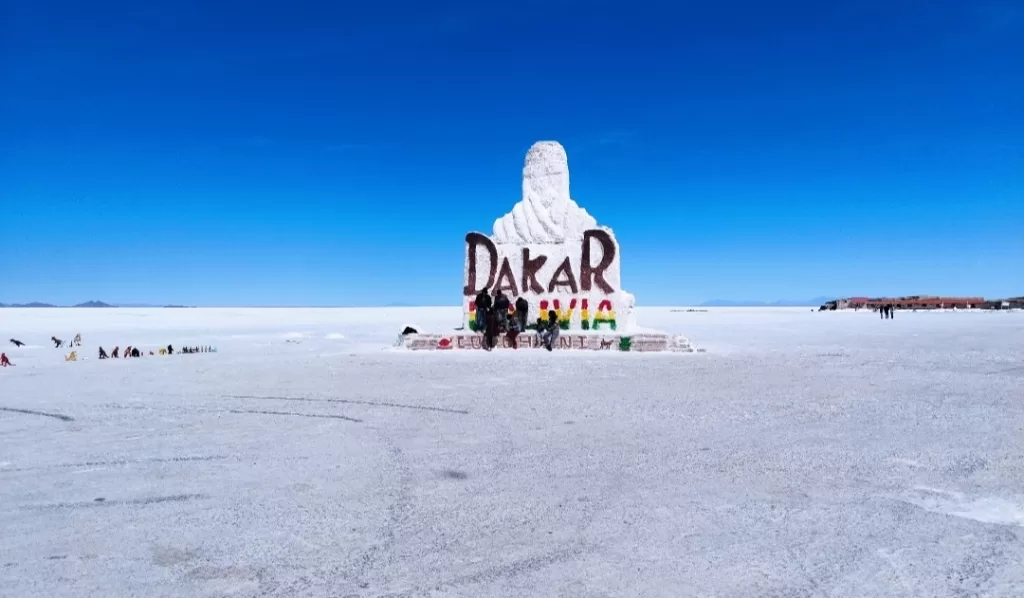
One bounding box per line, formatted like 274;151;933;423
494;290;510;329
538;310;560;351
474;288;492;332
506;311;521;349
0;352;12;367
112;346;120;358
9;339;24;348
98;347;108;359
124;345;132;358
889;304;895;319
484;307;500;351
515;296;529;331
131;347;141;358
167;344;174;355
51;336;64;348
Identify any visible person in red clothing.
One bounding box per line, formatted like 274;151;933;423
0;352;13;367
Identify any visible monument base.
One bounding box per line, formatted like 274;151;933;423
400;331;695;352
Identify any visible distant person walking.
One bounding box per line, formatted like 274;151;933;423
474;288;492;332
889;304;895;319
98;347;108;359
9;339;24;348
515;296;529;331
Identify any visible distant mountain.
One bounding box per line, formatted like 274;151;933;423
700;297;835;307
74;300;114;308
2;300;153;307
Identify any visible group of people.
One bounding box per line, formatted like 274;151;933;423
472;288;562;351
98;344;215;359
879;304;896;319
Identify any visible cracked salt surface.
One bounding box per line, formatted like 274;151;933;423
1;306;1023;597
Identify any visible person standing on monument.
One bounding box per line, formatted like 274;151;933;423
474;288;492;332
514;296;529;331
494;290;510;330
483;306;500;351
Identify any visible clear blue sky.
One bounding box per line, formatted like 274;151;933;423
2;0;1021;306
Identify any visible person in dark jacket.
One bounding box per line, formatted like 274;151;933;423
505;311;521;349
494;290;510;329
131;347;141;358
483;307;500;351
167;344;174;355
474;289;492;332
514;297;529;331
9;339;24;348
98;347;108;359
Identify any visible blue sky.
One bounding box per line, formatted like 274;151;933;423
2;0;1022;306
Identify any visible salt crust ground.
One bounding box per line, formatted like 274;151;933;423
1;307;1023;597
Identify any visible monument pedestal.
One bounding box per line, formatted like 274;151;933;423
401;331;694;352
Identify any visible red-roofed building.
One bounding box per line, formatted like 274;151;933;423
845;296;984;310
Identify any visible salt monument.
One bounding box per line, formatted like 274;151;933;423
403;141;691;352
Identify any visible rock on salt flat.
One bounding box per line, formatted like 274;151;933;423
492;141;599;244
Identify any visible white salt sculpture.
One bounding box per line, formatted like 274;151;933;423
463;141;636;333
492;141;599;244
